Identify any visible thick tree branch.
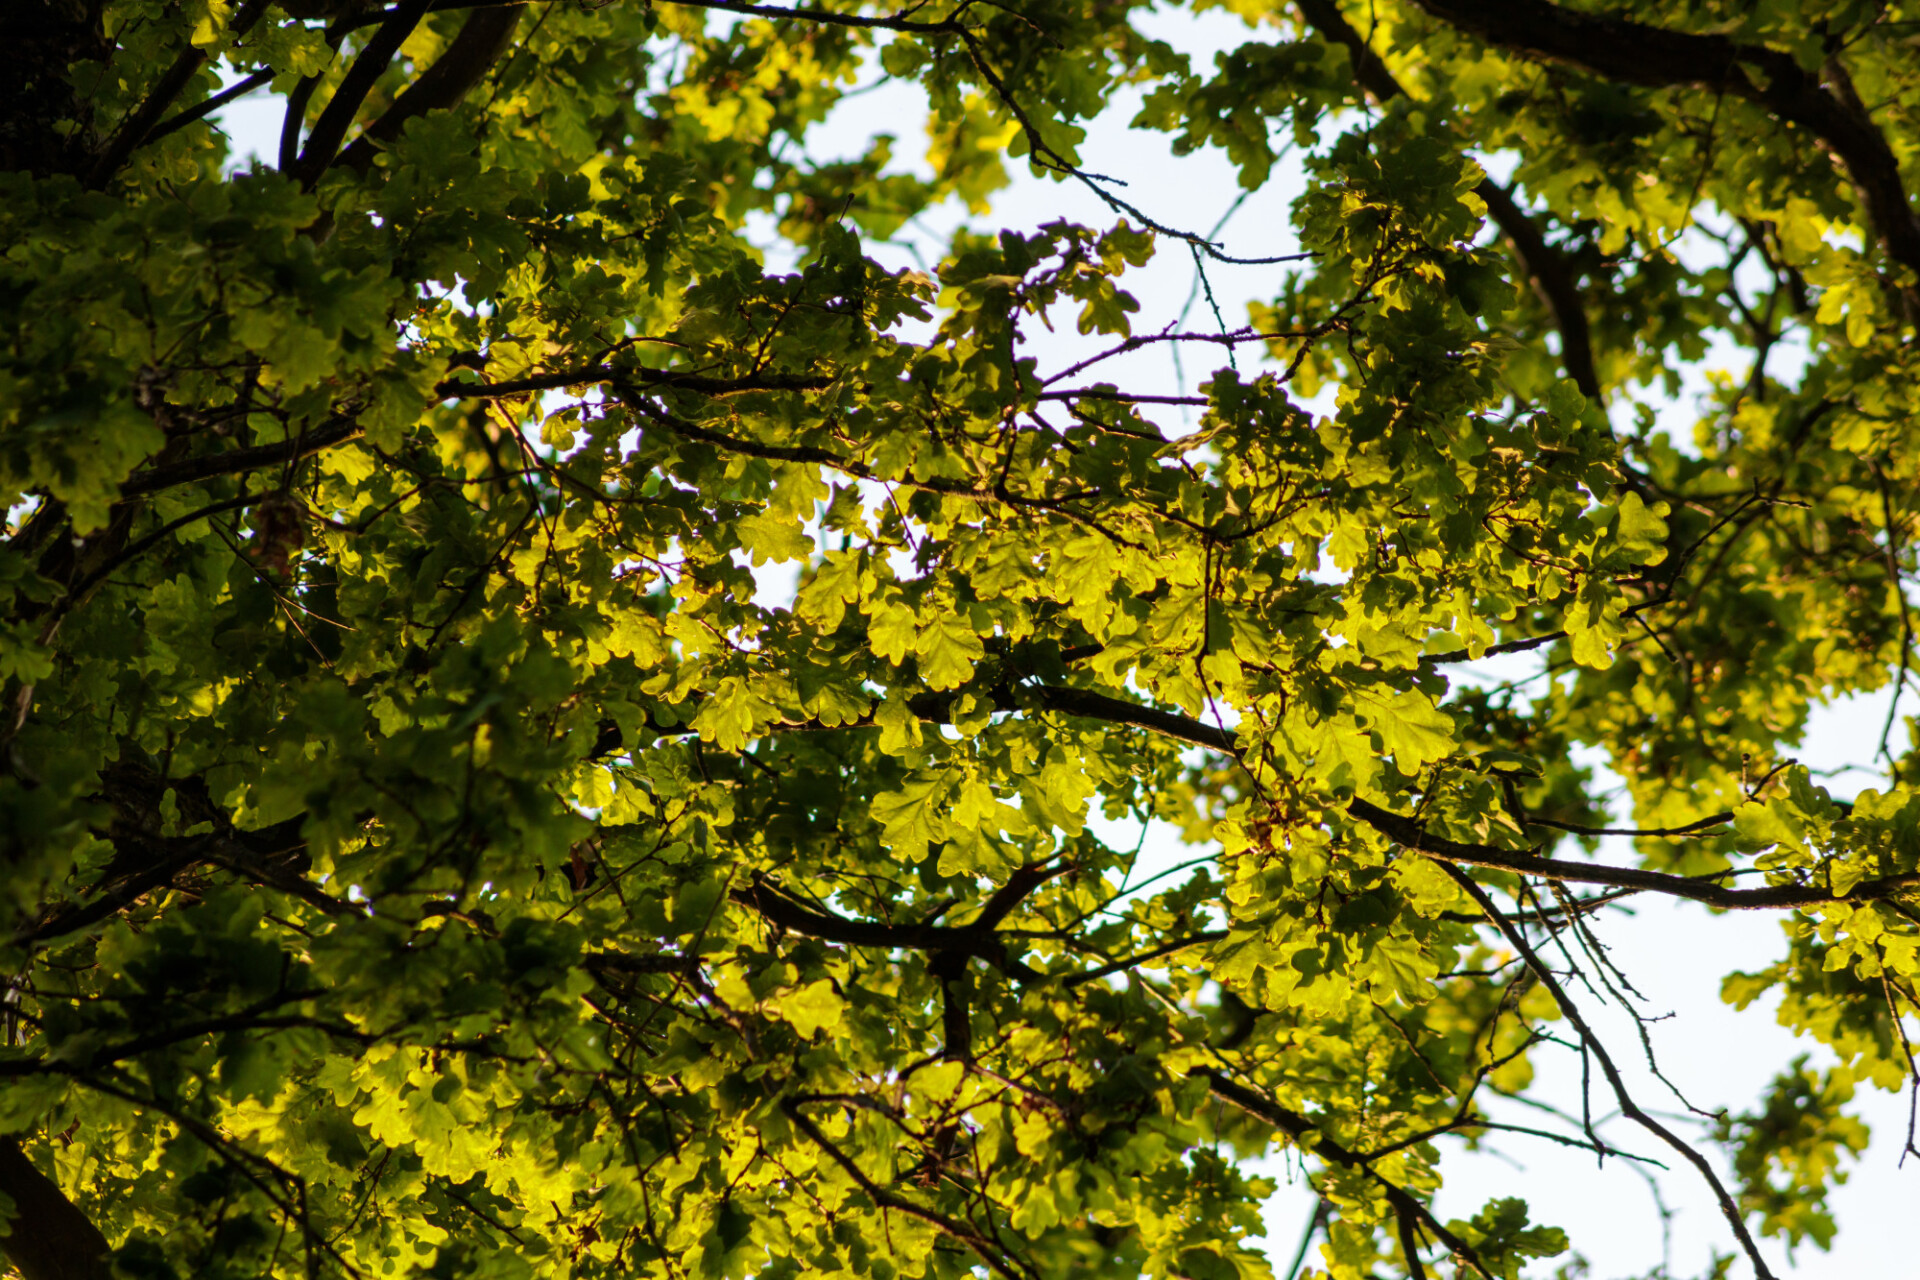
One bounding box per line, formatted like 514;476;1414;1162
0;1138;109;1280
0;1007;374;1080
1409;0;1920;289
28;669;1907;962
117;415;362;497
1027;683;1236;753
929;949;973;1060
656;0;973;37
293;0;436;187
967;860;1073;931
524;678;1920;915
330;0;537;35
333;2;526;174
1016;684;1914;912
1347;796;1916;912
1475;182;1601;398
279;72;324;174
141;68;277;148
1294;0;1601;397
9;813;309;950
730;876;1041;981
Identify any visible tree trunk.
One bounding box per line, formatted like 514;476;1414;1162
0;1138;109;1280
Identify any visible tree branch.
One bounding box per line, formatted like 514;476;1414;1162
1442;865;1780;1280
10;814;309;950
1294;0;1601;398
1027;683;1236;753
1521;813;1732;839
1418;629;1568;668
328;0;539;36
25;667;1896;961
84;0;271;187
1059;931;1229;988
0;1005;373;1079
729;876;1041;981
654;0;972;37
141;68;276;148
618;392;1149;546
1347;796;1916;911
1475;181;1602;399
583;950;699;978
967;860;1073;931
47;493;265;624
38;667;1908;965
1197;1070;1490;1277
293;0;436;187
0;1137;110;1280
1015;683;1916;911
781;1099;1035;1280
333;2;526;175
619;394;853;470
117;415;362;497
1409;0;1920;289
439;365;833;400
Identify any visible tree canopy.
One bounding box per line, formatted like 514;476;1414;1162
4;1;1920;1278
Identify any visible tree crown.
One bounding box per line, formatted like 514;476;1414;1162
3;2;1919;1279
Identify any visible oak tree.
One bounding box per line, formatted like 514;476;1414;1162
3;1;1919;1279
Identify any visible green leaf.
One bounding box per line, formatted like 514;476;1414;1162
780;979;845;1038
871;772;950;861
736;509;813;565
1361;688;1456;772
8;4;1912;1274
915;611;985;690
1613;490;1670;566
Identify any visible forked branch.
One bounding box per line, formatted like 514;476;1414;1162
782;1098;1036;1280
1199;1070;1491;1278
1442;865;1780;1280
1294;0;1601;398
1409;0;1920;290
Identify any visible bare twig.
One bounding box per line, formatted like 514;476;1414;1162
1442;865;1779;1280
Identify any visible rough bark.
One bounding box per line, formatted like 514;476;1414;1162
0;1138;109;1280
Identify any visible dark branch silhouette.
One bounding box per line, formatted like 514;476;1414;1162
1410;0;1920;298
1294;0;1602;398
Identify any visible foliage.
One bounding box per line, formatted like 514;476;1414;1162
3;2;1920;1279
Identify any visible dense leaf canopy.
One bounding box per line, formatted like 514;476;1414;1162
4;1;1920;1278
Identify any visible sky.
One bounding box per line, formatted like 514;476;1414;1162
210;7;1917;1275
